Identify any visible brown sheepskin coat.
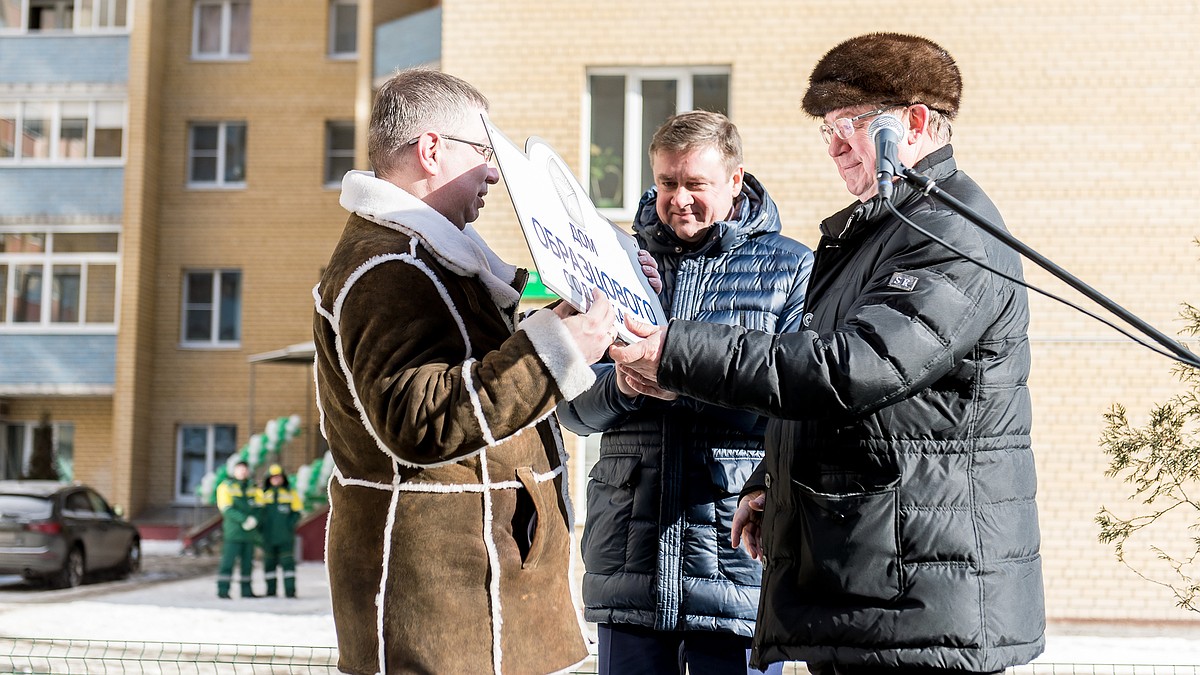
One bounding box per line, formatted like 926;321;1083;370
313;171;594;675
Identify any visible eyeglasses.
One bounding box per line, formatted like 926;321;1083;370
406;133;495;162
819;108;887;145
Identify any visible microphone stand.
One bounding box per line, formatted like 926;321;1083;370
897;166;1200;369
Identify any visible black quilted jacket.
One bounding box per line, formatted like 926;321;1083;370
658;147;1046;671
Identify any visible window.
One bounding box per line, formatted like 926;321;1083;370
1;421;74;480
181;269;241;346
28;0;71;30
192;0;249;60
0;228;119;329
20;102;48;159
63;490;94;515
586;67;730;216
85;489;112;515
0;100;126;164
0;0;127;32
76;0;126;30
93;101;124;157
188;121;246;187
176;424;237;501
325;120;354;186
0;0;19;29
328;0;356;57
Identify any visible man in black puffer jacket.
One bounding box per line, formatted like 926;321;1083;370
611;34;1045;675
559;111;813;675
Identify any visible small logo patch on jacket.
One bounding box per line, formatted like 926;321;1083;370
888;272;918;291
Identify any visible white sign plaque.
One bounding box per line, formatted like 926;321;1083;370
485;118;667;343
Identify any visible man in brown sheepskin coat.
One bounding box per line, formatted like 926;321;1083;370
313;68;620;675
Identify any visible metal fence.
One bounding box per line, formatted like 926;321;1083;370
1013;669;1200;675
3;639;1200;675
0;638;338;674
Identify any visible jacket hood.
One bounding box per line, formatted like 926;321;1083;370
820;145;956;240
632;172;781;257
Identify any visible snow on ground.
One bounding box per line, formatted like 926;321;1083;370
1;548;1200;668
0;558;336;647
1038;635;1200;666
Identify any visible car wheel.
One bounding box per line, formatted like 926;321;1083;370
53;547;85;589
119;539;141;578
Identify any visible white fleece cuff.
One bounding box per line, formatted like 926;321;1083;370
519;309;597;400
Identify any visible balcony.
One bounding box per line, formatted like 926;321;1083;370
0;34;128;85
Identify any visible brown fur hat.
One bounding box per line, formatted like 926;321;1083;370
802;33;962;119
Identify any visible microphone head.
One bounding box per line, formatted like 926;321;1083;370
868;114;904;140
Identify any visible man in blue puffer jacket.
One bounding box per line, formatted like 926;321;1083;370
558;110;813;675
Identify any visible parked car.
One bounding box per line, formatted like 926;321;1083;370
0;480;141;589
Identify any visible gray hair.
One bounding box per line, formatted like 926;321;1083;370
926;108;953;144
649;110;743;175
368;68;490;179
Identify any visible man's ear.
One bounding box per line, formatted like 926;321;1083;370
730;165;745;193
906;105;930;143
413;132;441;175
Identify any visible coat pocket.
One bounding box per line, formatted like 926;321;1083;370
588;453;639;488
706;447;761;494
582;454;640;574
793;478;903;602
514;467;550;570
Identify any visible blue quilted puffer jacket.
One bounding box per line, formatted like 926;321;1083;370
557;173;813;637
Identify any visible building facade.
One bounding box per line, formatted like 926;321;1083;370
1;0;1198;627
0;0;129;487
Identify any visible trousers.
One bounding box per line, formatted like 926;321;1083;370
216;540;255;598
261;541;296;597
597;623;784;675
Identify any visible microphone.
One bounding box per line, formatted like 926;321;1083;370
868;114;905;201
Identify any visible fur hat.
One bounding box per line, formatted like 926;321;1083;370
802;33;962;119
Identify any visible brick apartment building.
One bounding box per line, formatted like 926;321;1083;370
1;0;1198;625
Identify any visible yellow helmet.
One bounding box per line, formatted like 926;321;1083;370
268;464;284;476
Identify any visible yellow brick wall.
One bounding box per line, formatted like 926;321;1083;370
136;0;356;508
5;398;112;495
437;1;1200;622
113;0;169;516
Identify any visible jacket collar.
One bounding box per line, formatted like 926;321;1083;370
339;170;521;308
820;144;957;240
632;172;781;257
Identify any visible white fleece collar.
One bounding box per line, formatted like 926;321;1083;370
339;170;521;308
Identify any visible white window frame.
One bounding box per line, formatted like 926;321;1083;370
324;119;355;187
74;0;128;31
191;0;250;61
0;225;121;333
0;99;127;166
582;66;731;222
175;423;237;503
180;268;241;348
0;0;130;33
327;0;357;59
186;121;247;188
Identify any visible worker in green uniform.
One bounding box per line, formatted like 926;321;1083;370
257;463;303;598
216;460;260;599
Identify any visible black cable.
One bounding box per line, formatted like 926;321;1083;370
882;198;1200;369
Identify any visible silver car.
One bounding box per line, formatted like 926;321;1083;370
0;480;141;588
